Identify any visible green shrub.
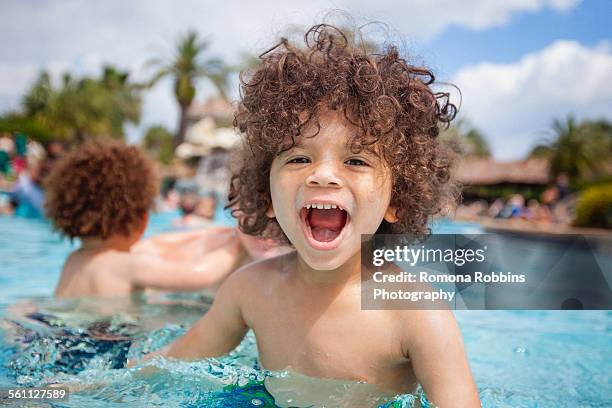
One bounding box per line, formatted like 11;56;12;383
574;183;612;229
0;113;55;144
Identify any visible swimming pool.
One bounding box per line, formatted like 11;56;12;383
0;213;610;407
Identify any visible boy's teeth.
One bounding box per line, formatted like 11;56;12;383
304;203;344;210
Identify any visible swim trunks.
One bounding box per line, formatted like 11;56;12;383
194;380;408;408
9;312;134;374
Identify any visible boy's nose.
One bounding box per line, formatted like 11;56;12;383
305;163;343;188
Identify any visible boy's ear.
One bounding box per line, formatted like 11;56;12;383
383;205;399;223
265;204;275;218
139;212;149;234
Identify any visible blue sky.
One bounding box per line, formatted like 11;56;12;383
0;0;610;160
426;0;611;72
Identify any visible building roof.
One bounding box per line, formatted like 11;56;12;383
455;157;550;185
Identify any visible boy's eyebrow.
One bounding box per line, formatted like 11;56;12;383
359;145;380;156
278;138;383;158
348;143;382;159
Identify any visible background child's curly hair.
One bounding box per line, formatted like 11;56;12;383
44;139;158;240
229;24;459;243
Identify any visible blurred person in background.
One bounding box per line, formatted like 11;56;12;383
521;199;541;221
174;192;213;227
497;194;525;219
555;173;571;200
41;140;66;177
0;194;18;216
11;132;27;174
157;177;180;212
194;192;217;220
539;185;560;223
0;133;14;177
11;139;45;217
488;198;505;218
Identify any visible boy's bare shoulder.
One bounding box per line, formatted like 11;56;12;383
100;250;141;270
227;250;296;289
64;249;130;276
391;308;461;357
56;249;135;298
367;262;459;346
211;251;296;326
395;308;456;331
87;251;137;283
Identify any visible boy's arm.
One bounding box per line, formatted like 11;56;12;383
132;227;235;258
401;310;481;408
154;270;249;360
127;238;247;291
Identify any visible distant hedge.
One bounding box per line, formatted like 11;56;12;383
574;183;612;229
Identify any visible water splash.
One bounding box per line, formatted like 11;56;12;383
3;305;428;407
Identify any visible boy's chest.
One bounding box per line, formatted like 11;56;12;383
248;294;413;389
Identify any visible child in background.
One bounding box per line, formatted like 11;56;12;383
44;140;245;299
152;25;479;406
195;192;217;220
173;192;213;227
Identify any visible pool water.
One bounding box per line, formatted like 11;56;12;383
0;213;610;407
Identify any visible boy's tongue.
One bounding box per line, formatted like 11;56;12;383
308;208;347;242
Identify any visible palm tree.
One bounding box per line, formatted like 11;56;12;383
530;116;611;182
462;128;491;157
148;31;230;149
548;117;588;180
143;125;174;164
20;67;142;144
99;66;142;138
22;71;90;142
22;71;52;118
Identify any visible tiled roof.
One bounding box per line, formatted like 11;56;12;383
455;157;550;185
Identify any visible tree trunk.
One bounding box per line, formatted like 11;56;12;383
75;129;85;145
174;105;189;150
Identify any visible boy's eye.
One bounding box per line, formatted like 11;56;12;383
287;157;310;164
345;158;368;166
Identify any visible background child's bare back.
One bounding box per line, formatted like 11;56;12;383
55;249;139;298
54;228;245;299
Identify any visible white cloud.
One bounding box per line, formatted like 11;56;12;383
452;40;612;160
351;0;580;39
0;0;584;143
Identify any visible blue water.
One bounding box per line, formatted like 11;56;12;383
0;213;610;407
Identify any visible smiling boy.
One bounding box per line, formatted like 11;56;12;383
158;25;480;407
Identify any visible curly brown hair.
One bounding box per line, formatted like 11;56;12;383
44;139;158;240
229;24;459;243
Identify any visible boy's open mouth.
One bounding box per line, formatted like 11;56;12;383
300;203;350;250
